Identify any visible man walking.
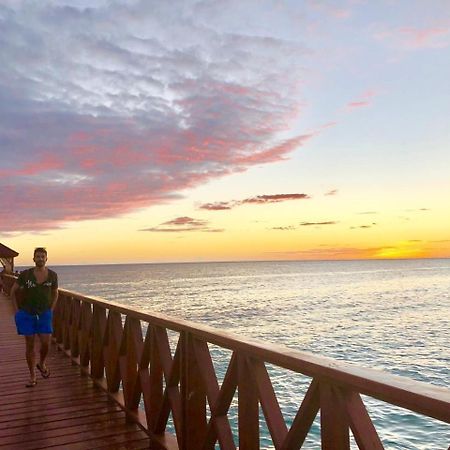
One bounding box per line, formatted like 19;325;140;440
10;247;58;387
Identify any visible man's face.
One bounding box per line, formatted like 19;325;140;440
33;252;47;268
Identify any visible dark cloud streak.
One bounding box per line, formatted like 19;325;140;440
140;216;223;233
199;193;310;211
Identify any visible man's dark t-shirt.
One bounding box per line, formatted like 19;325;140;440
17;268;58;314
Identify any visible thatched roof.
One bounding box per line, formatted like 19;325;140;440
0;243;19;258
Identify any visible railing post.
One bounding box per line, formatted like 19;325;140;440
91;304;106;378
238;353;259;450
79;301;92;368
53;293;64;345
104;310;123;392
148;326;164;432
62;296;72;351
320;381;350;449
69;298;81;358
180;331;207;450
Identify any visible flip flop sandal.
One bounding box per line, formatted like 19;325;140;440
36;363;50;378
26;380;37;388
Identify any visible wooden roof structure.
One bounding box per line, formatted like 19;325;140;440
0;243;19;258
0;243;19;273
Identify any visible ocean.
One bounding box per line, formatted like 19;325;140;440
29;258;450;449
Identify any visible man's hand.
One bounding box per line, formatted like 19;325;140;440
50;288;59;312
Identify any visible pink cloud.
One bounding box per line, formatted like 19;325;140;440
0;154;65;178
243;194;310;204
376;26;450;50
0;3;321;233
200;202;232;211
345;89;378;110
162;217;207;227
233;134;315;165
199;193;310;211
347;100;370;109
324;189;338;196
141;216;223;233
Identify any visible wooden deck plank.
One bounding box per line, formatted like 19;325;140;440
0;292;150;449
0;411;125;437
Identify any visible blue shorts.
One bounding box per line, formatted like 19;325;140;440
15;309;53;335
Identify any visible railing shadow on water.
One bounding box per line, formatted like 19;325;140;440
2;274;449;450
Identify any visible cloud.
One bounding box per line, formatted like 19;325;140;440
346;90;377;110
243;194;310;204
375;25;450;50
405;208;431;212
324;189;338;196
162;217;207;227
271;219;338;231
140;216;223;233
268;242;430;260
0;1;312;233
200;202;233;211
350;223;377;229
199;193;310;211
299;221;337;226
347;100;370;109
265;246;386;259
305;1;352;20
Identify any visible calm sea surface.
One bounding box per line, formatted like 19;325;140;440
33;259;449;449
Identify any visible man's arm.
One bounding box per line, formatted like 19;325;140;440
10;282;20;312
50;287;59;311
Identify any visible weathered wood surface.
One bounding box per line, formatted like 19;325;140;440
0;291;150;450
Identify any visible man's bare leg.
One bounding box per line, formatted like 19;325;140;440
25;335;37;384
38;333;51;371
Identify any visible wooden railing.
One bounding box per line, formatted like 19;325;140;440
2;274;449;449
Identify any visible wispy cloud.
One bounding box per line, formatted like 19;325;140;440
350;223;377;229
140;216;223;233
200;193;310;211
199;202;233;211
299;221;337;226
265;246;385;259
346;90;377;110
375;25;450;50
324;189;338;196
306;1;353;20
0;1;311;233
270;220;338;231
243;194;310;204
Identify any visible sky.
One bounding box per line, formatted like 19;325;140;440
0;0;449;266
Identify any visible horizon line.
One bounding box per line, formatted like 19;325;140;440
13;256;450;268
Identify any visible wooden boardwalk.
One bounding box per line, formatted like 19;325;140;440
0;292;151;450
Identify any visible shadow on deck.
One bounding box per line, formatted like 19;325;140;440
0;292;150;450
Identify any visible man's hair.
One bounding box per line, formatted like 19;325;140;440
34;247;47;257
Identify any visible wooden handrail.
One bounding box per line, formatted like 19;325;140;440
2;273;449;449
